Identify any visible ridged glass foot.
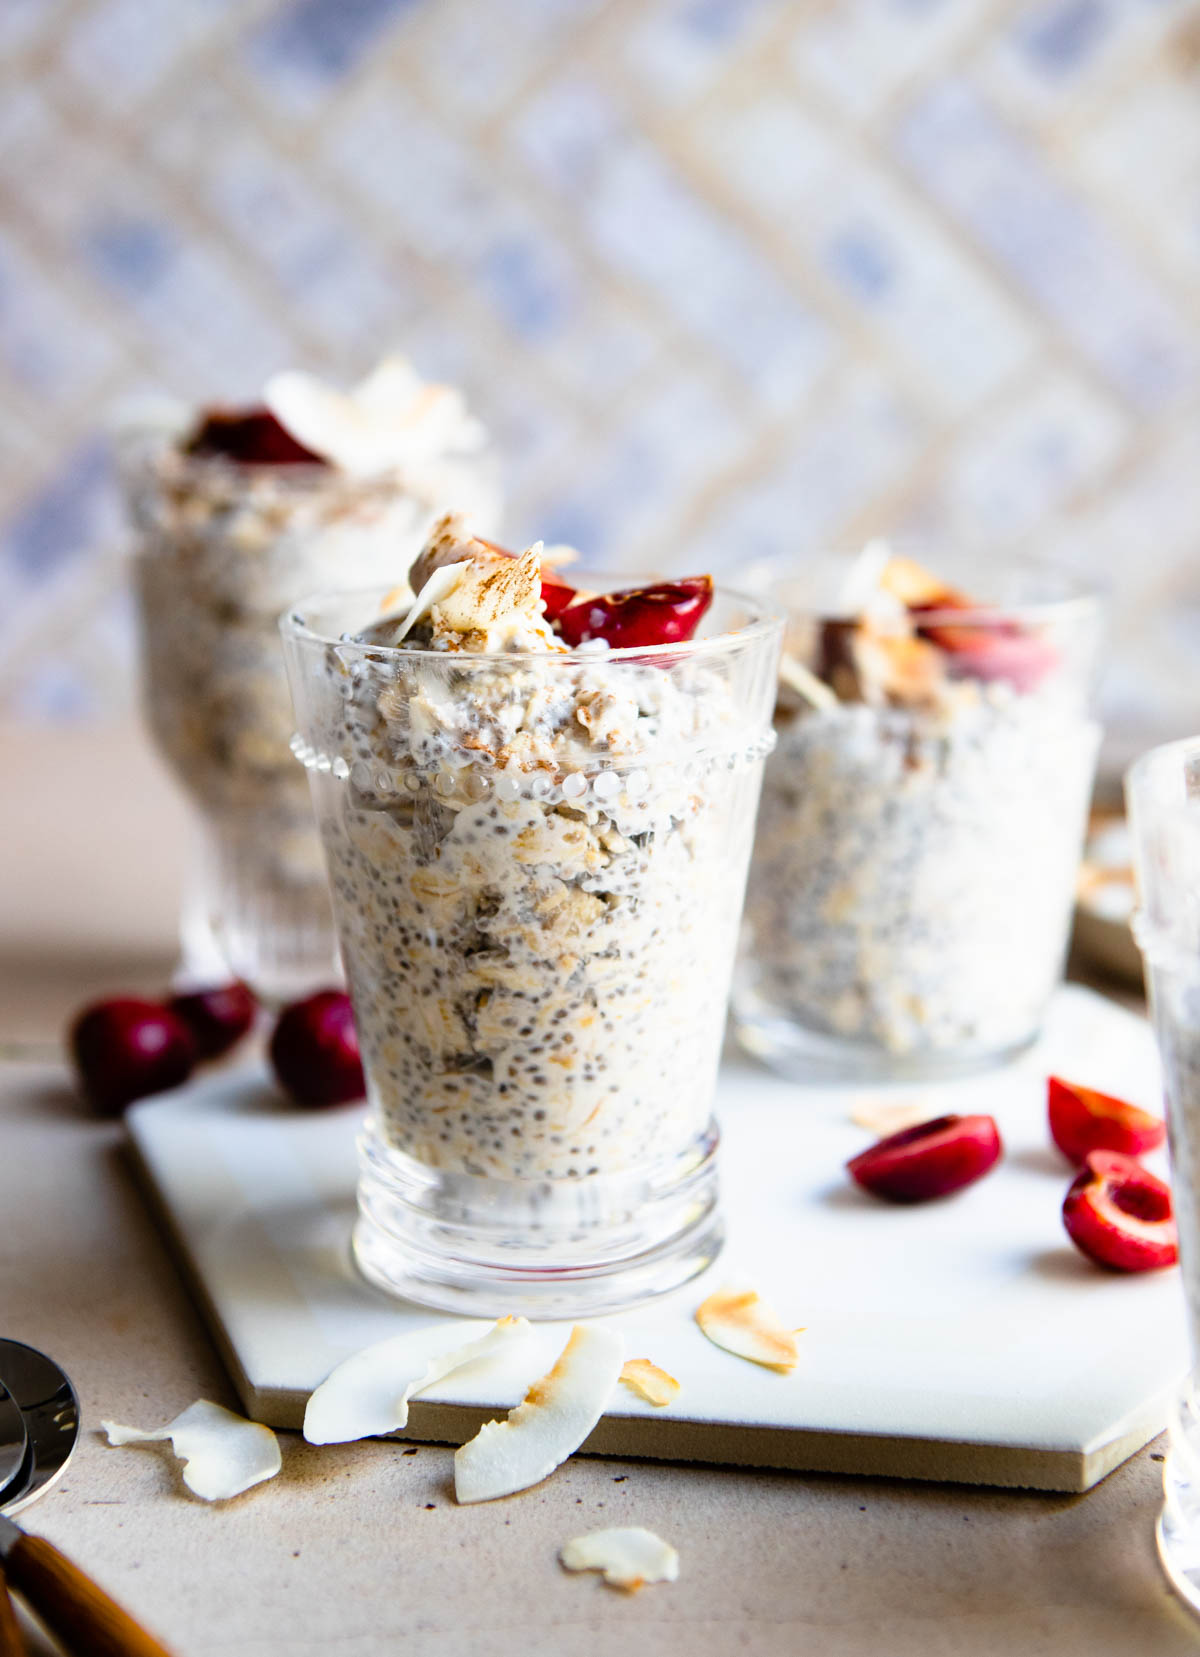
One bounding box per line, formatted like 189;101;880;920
352;1115;724;1319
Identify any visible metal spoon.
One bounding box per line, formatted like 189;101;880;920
0;1384;29;1657
0;1383;28;1506
0;1341;173;1657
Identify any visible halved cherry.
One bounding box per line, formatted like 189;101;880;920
1062;1150;1177;1272
185;406;326;466
539;571;577;622
846;1113;1002;1203
916;617;1059;693
556;576;713;649
1048;1075;1166;1166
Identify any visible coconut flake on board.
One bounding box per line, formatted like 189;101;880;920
304;1315;532;1445
454;1324;624;1504
849;1097;938;1138
102;1400;281;1501
619;1359;680;1406
560;1527;679;1591
695;1286;802;1372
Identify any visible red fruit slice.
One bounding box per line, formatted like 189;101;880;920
1048;1075;1166;1165
1062;1150;1178;1272
556;576;713;649
918;619;1059;693
168;983;258;1062
847;1113;1002;1203
185;407;326;467
269;990;365;1108
539;573;577;622
70;997;196;1115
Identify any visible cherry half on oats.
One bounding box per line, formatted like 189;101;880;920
556;576;713;650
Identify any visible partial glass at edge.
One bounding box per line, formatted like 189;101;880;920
734;553;1103;1081
1127;736;1200;1617
282;583;783;1317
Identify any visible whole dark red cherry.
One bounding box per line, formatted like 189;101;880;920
70;998;196;1115
184;406;326;466
269;990;365;1108
167;983;258;1061
556;576;713;649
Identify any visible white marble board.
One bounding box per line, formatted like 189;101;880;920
126;985;1189;1492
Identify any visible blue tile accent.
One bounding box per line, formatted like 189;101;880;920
4;440;115;584
81;217;176;298
251;0;418;88
475;237;570;341
1019;0;1109;76
825;226;896;303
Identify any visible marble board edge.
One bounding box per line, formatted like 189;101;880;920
123;1129;1157;1495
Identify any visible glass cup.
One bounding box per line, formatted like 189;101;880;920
281;582;783;1316
733;554;1103;1080
119;421;500;1002
1127;736;1200;1614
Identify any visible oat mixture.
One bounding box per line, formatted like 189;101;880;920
739;553;1099;1060
308;521;769;1180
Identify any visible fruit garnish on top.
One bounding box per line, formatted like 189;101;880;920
389;516;714;654
185;407;326;467
785;543;1059;711
182;356;489;476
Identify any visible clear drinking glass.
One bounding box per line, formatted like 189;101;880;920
734;554;1103;1080
120;421;500;1002
1127;736;1200;1614
282;582;783;1316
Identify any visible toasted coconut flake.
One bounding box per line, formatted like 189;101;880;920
102;1400;280;1501
850;1097;938;1138
560;1527;679;1591
695;1286;801;1372
454;1324;623;1504
619;1359;680;1407
265;356;485;477
779;652;837;710
393;560;472;643
304;1315;531;1445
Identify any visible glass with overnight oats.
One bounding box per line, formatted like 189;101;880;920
119;359;500;1001
1127;737;1200;1617
734;548;1102;1079
282;519;782;1316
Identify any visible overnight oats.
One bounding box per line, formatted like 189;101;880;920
281;519;782;1315
734;548;1102;1079
120;359;500;999
1128;738;1200;1617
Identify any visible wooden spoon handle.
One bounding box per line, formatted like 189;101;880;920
0;1569;24;1657
1;1530;171;1657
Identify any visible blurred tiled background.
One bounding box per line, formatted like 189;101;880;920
1;0;1199;773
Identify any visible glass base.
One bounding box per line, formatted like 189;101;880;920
185;812;342;1005
1157;1380;1200;1618
732;987;1038;1084
352;1115;724;1319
